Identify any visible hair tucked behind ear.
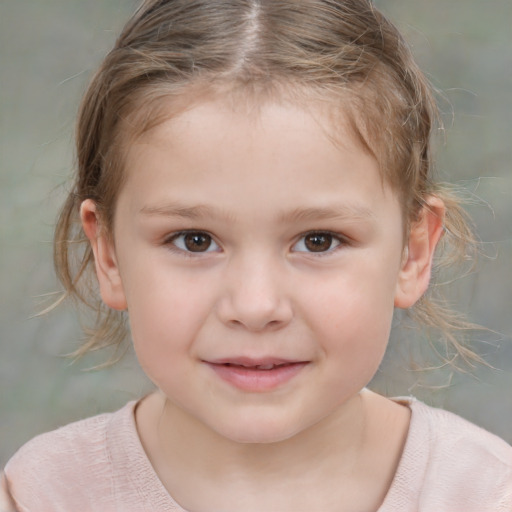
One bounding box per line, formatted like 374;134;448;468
412;186;484;366
53;0;483;365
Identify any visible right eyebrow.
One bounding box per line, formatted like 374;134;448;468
139;201;376;224
139;202;235;222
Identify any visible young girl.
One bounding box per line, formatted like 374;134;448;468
2;0;511;510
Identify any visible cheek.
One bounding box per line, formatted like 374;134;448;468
128;292;205;346
127;294;197;390
300;259;397;371
121;268;215;371
303;257;398;329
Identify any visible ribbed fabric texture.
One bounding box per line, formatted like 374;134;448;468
4;398;512;511
379;398;512;511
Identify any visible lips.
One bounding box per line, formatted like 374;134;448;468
210;356;300;368
238;363;285;370
204;357;309;392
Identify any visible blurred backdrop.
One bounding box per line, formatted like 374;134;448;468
1;0;511;466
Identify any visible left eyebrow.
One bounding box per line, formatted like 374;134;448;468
278;204;376;223
139;201;375;224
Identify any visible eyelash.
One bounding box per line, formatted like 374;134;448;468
291;231;347;256
164;231;221;257
164;230;348;257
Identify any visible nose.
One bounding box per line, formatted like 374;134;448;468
215;255;293;332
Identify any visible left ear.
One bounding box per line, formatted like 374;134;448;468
394;196;445;308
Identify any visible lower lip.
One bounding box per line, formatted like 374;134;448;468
205;362;308;392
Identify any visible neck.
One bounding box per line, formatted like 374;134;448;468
136;390;410;512
167;391;366;479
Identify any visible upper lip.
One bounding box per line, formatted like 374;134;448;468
205;357;308;368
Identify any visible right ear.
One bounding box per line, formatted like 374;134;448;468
80;199;127;311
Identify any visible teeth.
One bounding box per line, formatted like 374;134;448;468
223;362;289;370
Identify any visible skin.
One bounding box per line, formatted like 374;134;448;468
82;96;444;511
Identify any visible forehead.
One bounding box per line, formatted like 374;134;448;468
126;92;371;178
121;82;370;145
118;95;401;224
123;86;374;165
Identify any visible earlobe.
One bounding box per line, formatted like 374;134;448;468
80;199;127;311
394;197;445;309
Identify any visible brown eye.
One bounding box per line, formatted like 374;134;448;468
171;231;219;253
292;232;342;253
304;233;333;252
183;232;212;252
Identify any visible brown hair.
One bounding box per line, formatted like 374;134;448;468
54;0;479;363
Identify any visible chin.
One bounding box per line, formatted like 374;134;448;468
224;429;296;445
213;415;308;445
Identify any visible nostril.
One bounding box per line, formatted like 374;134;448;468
215;285;293;331
224;316;288;332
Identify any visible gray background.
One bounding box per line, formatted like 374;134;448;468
1;0;511;466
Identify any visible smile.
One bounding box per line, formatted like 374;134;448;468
204;358;309;392
224;362;293;370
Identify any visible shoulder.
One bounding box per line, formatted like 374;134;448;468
0;472;17;512
389;398;512;511
3;401;137;511
411;399;512;468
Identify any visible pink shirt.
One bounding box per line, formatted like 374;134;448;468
3;398;512;511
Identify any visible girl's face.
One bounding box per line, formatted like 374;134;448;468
86;96;433;443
